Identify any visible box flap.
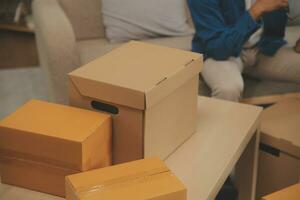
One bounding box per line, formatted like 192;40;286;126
261;98;300;158
145;58;202;109
0;99;111;170
66;157;185;200
69;41;202;110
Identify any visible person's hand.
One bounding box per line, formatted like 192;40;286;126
250;0;289;20
295;38;300;53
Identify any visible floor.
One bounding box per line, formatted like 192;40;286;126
0;66;48;119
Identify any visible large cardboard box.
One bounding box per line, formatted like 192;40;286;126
69;41;203;164
256;98;300;199
262;183;300;200
65;157;186;200
0;100;112;197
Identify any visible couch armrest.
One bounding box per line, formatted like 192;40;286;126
33;0;81;104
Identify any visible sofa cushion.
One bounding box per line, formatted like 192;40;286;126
243;77;300;99
59;0;105;40
77;26;299;65
199;76;300;101
77;35;193;64
101;0;194;43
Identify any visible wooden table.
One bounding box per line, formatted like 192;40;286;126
165;97;262;200
0;97;262;200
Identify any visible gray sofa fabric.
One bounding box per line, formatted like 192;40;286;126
33;0;300;104
101;0;194;43
33;0;81;104
243;77;300;99
58;0;105;40
77;35;193;64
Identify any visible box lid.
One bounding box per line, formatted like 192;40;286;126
261;98;300;158
262;183;300;200
69;41;202;110
66;157;186;200
0;99;111;170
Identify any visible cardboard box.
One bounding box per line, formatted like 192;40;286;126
65;157;186;200
256;98;300;199
262;183;300;200
69;41;203;164
0;100;112;197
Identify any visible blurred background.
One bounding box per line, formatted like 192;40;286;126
1;0;300;120
0;0;47;119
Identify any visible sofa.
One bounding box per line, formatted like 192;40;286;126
32;0;300;104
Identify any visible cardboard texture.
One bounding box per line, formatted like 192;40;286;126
262;183;300;200
69;41;203;164
65;157;186;200
0;99;112;197
256;98;300;199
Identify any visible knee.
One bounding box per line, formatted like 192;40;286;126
212;82;244;102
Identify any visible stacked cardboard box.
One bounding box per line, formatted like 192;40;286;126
0;41;202;198
256;98;300;199
69;41;203;164
0;100;112;196
66;157;186;200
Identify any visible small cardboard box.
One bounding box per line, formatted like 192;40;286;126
65;157;186;200
0;100;112;197
262;183;300;200
69;41;203;164
256;98;300;199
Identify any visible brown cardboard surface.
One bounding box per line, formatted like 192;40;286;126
144;77;198;158
65;157;186;200
261;98;300;158
256;149;300;199
256;98;300;199
69;82;144;164
68;41;203;164
262;183;300;200
0;99;112;196
69;41;202;110
1;155;78;196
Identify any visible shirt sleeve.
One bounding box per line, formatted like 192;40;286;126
189;0;261;60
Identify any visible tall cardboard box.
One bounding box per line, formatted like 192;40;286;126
69;41;203;164
65;157;186;200
256;98;300;199
0;100;112;197
262;183;300;200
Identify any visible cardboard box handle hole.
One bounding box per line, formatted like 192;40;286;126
91;101;119;115
260;143;280;157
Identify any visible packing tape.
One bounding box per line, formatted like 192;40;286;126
73;167;171;199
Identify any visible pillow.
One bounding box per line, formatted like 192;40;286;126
101;0;194;43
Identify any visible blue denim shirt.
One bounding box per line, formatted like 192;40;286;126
188;0;287;60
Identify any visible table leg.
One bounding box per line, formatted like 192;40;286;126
235;130;260;200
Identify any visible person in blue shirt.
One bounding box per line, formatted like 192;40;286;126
189;0;300;101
